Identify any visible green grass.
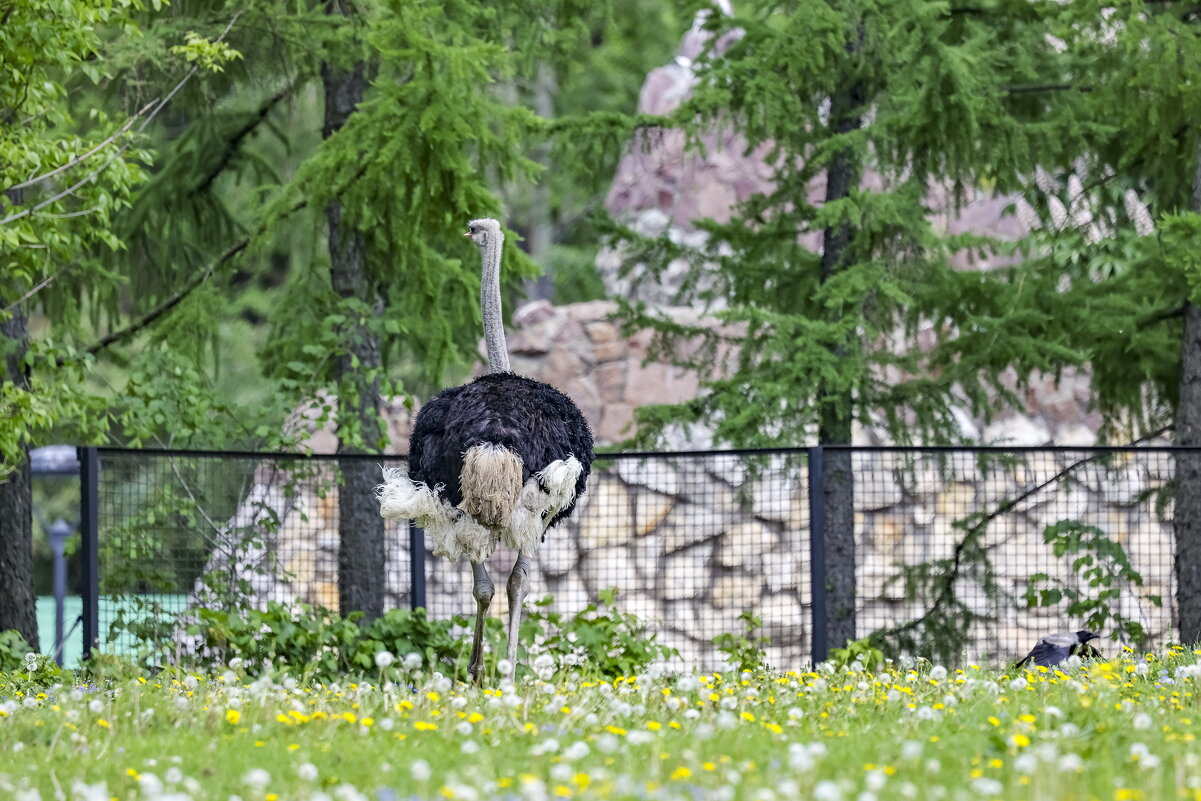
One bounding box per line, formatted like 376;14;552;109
1;648;1200;801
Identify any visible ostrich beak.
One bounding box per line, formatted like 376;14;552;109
464;231;473;239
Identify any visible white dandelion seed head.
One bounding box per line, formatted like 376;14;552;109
241;768;270;789
563;741;590;761
410;759;432;782
813;780;843;801
461;740;480;755
497;659;514;677
929;665;948;681
298;763;319;782
971;778;1003;796
374;650;394;669
1009;677;1029;691
1133;712;1153;730
1014;753;1038;775
1059;753;1084;773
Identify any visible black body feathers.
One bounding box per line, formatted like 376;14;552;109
409;372;594;530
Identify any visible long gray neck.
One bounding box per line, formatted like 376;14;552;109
480;233;510;373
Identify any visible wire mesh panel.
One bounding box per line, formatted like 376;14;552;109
87;445;1182;671
853;447;1175;665
93;449;411;658
422;450;813;671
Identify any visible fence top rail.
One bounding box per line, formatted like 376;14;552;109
80;443;1196;462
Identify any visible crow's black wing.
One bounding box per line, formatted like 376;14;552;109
1015;632;1077;669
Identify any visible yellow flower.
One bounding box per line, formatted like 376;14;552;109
741;711;756;722
606;725;627;736
703;762;716;771
987;716;1000;727
225;709;241;725
647;721;662;731
553;786;572;797
670;767;692;781
1013;734;1030;747
97;719;110;728
1115;790;1144;801
415;721;438;731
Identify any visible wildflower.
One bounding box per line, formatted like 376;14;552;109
930;666;948;681
225;709;241;725
375;651;395;669
972;778;1003;796
242;768;270;789
411;760;432;782
404;652;423;670
813;780;843;801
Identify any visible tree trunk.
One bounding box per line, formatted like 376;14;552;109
0;305;39;650
322;1;385;622
816;39;866;652
1174;143;1201;644
1176;303;1201;643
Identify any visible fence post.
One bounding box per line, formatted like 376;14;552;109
808;446;828;666
78;446;100;659
409;522;426;611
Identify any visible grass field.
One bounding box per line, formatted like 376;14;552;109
1;648;1200;801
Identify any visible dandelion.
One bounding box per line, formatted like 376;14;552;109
225;709;241;725
930;666;947;681
971;777;1003;796
242;768;270;790
375;651;395;669
411;760;432;782
813;780;843;801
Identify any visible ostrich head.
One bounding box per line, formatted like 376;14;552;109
465;218;503;247
465;217;511;374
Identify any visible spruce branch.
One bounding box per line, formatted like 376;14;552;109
189;80;297;198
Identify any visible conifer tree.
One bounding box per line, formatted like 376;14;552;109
609;0;1087;651
1009;1;1201;642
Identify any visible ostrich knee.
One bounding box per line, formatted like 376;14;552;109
505;551;531;669
468;562;494;683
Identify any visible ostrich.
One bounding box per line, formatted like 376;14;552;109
376;218;594;681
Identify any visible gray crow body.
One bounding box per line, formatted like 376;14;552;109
1015;630;1101;669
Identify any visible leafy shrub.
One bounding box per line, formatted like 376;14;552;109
0;630;68;689
522;589;678;677
187;603;498;681
712;611;771;673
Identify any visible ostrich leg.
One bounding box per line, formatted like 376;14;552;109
468;561;494;683
505;550;531;668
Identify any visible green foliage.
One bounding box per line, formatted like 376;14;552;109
187;602;490;681
169;32;243;72
0;631;67;690
825;636;886;673
522;589;678;677
1024;520;1160;646
608;0;1089;450
712;611;770;673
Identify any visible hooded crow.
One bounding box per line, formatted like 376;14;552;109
1015;630;1101;669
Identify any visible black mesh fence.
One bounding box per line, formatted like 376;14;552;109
80;445;1181;670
